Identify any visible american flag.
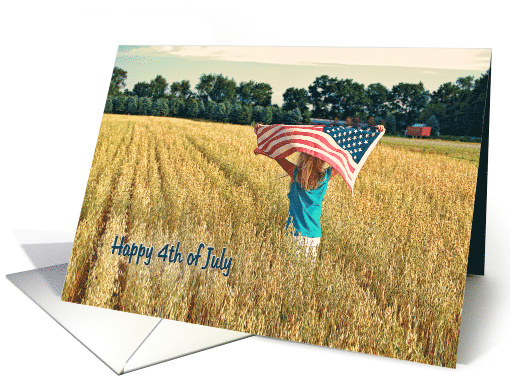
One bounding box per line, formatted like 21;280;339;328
254;124;384;193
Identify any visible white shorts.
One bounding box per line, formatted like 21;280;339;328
293;235;321;260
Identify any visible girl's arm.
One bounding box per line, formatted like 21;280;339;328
275;157;296;179
254;149;295;178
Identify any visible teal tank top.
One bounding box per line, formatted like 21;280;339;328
286;166;331;238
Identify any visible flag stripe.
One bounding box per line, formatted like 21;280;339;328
260;129;356;173
254;123;384;194
272;144;352;192
257;124;323;146
256;124;282;140
269;141;353;184
262;135;355;181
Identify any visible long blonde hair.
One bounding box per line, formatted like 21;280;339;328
294;153;328;190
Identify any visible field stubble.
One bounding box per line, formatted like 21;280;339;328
62;115;479;368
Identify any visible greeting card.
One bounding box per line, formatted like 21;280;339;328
62;46;491;368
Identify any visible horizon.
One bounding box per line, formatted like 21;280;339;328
114;46;491;105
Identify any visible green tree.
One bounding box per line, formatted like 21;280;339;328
389;82;430;132
149;75;169;99
308;75;338;118
168;98;179;117
301;109;311;124
198;100;206;118
253;82;272;106
186;98;199;118
195;74;216;102
104;97;113;113
170;80;192;99
206;101;217;120
384;114;396;134
230;104;252;125
138;97;152;115
113;95;127;114
333;79;368;120
282;87;309;114
283;108;302;124
456;76;474;91
196;74;237;103
366;83;389;117
126;96;138;115
262;106;273;124
176;99;186;117
224;101;232;119
252;106;265;123
308;76;368;120
422;81;464;135
228;101;241;124
237;81;272;106
427;114;440;135
152;98;169;116
271;105;283;124
210;74;237;103
108;67;128;96
457;71;489;136
242;105;252;124
133;82;151;98
214;103;228;122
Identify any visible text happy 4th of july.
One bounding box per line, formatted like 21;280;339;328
111;235;233;277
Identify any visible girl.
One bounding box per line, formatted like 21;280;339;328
255;123;385;260
274;152;335;260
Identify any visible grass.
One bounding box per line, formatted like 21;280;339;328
62;114;479;368
380;136;481;165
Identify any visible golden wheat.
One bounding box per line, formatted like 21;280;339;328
62;114;479;368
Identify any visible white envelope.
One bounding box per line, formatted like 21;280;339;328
7;232;251;375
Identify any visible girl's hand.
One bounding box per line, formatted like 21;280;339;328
376;124;386;133
254;148;268;156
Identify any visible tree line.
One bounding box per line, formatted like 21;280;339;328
106;66;490;137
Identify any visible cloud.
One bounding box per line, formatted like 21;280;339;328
118;46;491;71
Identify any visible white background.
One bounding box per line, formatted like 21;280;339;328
1;1;509;380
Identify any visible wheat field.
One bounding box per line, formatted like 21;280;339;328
62;114;479;368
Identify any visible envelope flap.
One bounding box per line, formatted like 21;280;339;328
7;264;160;374
123;319;251;373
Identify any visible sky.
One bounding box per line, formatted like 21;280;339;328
114;46;491;105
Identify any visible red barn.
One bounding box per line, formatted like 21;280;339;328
406;123;432;138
